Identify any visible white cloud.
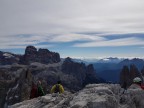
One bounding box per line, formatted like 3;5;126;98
0;44;53;49
0;0;144;50
73;37;144;47
0;34;54;49
0;0;144;36
49;34;106;42
0;33;106;49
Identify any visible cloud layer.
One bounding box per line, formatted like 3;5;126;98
1;0;144;36
0;33;143;49
0;0;144;59
73;37;144;47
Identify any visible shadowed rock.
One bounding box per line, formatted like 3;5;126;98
19;46;60;64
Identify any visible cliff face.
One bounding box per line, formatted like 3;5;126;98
0;65;33;107
0;46;60;65
19;46;60;64
120;64;142;87
0;59;98;107
129;64;141;83
9;84;144;108
120;66;130;87
62;57;98;88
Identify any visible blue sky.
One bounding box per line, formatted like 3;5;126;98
0;0;144;58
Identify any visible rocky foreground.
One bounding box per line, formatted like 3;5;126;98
0;46;102;107
9;84;144;108
0;60;101;107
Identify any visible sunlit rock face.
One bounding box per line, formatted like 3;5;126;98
9;84;144;108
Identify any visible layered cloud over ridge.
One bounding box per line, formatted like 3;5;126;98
73;37;144;47
0;33;144;49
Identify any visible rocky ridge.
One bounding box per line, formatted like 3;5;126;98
9;84;144;108
120;64;143;87
0;57;98;107
0;46;60;65
19;46;60;64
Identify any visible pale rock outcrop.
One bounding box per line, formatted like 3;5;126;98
70;84;118;108
9;84;120;108
9;84;144;108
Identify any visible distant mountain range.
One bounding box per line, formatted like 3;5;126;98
71;57;144;64
1;47;144;84
71;57;144;83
